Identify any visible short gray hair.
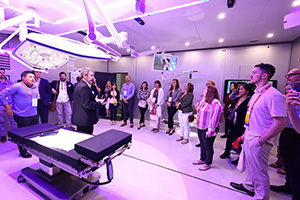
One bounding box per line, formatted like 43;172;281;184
81;67;94;77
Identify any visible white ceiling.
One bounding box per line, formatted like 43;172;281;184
2;0;300;56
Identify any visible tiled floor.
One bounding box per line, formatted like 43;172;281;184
0;119;291;200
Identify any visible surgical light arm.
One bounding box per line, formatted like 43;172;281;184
0;10;40;55
0;10;40;31
161;70;200;82
82;0;129;58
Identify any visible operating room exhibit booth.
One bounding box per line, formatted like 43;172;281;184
8;123;132;200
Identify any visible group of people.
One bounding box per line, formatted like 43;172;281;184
1;63;300;200
194;64;300;200
226;64;299;200
0;68;103;156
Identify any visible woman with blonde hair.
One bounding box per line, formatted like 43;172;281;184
102;81;112;118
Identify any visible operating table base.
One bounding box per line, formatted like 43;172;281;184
19;167;98;200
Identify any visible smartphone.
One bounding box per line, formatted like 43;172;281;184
294;82;300;92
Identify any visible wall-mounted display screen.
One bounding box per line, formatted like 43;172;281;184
153;53;178;71
223;79;278;100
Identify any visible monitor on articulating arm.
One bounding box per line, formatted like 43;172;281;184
152;53;178;72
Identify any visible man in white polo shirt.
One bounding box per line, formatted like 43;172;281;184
230;63;287;199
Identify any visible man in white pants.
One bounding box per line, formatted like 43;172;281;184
50;72;75;129
230;63;286;199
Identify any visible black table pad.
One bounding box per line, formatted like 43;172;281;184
75;129;132;162
8;124;88;170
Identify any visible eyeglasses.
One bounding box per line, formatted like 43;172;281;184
285;73;300;79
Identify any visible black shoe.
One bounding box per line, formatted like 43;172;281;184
1;136;7;143
231;158;239;165
166;130;170;134
230;182;255;197
220;151;230;159
169;130;175;136
220;134;228;138
20;152;32;158
270;185;292;195
195;143;200;147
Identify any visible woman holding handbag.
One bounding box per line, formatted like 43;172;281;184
149;80;165;133
220;83;254;160
193;85;222;171
137;81;150;130
102;81;111;118
108;82;120;125
166;79;182;135
176;82;194;144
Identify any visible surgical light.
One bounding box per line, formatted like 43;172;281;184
19;43;68;72
12;33;111;72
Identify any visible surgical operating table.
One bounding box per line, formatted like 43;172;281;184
8;123;132;200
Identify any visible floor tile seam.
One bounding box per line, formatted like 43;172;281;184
122;153;248;196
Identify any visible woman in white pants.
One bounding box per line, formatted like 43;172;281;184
176;82;194;144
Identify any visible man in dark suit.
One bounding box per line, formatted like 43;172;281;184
50;72;75;129
34;71;52;123
71;67;102;134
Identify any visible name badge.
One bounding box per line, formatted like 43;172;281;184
124;91;127;96
152;97;156;103
168;97;172;102
244;110;250;127
32;98;38;107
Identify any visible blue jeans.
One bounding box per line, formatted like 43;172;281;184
198;129;216;165
109;104;118;121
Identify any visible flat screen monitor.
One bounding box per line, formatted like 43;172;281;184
153;53;178;71
223;79;278;101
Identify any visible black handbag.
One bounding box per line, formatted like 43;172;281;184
188;114;195;122
227;108;235;121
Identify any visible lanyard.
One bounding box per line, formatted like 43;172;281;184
22;82;38;98
248;84;271;112
0;80;8;92
61;81;66;90
124;83;131;91
197;99;206;112
179;92;187;102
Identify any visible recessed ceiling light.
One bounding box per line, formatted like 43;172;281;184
267;33;274;38
219;38;224;43
293;0;300;6
151;46;156;50
185;42;190;46
218;13;226;19
126;49;130;52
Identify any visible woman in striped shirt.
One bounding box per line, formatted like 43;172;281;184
193;86;223;171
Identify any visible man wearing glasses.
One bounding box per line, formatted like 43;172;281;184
271;68;300;200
